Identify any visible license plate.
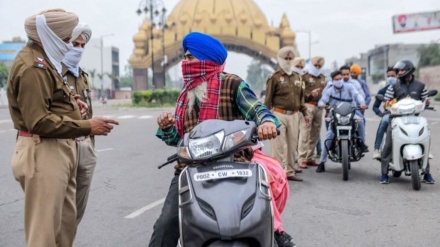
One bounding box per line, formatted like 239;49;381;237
402;116;419;124
193;169;253;181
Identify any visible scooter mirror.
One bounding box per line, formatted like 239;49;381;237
376;94;385;102
427;89;438;97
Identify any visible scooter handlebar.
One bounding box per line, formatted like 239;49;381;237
158;154;179;169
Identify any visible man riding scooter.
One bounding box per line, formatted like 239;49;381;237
380;59;435;184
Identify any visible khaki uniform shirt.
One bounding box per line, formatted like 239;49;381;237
62;66;93;120
302;73;327;103
7;42;91;138
264;70;307;116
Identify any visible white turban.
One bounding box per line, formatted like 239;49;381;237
70;23;92;43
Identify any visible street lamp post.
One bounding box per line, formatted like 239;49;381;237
100;33;114;98
137;0;167;89
295;30;319;62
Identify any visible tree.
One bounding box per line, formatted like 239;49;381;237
0;63;9;89
87;69;96;89
418;44;440;68
120;76;134;89
246;59;272;93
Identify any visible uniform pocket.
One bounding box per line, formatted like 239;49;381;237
11;137;37;181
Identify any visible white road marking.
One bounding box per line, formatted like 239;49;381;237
117;115;135;119
432;122;439;125
0;119;12;124
138;115;153;119
125;197;166;219
97;148;114;152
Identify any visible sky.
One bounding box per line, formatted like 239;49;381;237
1;0;439;78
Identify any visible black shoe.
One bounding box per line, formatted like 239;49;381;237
316;162;326;173
360;143;369;153
274;230;296;247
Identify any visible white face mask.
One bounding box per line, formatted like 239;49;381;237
292;66;305;76
277;56;294;75
308;64;322;77
63;47;84;77
332;79;344;89
386;77;397;86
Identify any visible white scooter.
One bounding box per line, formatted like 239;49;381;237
377;90;437;190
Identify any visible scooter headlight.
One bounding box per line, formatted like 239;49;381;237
188;131;224;159
336;113;352;125
222;130;248;152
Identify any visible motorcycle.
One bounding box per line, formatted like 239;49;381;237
325;102;365;181
158;119;275;247
376;90;437;190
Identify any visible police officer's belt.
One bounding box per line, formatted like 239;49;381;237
272;107;297;115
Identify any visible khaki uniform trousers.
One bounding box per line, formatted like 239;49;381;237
76;138;97;226
270;111;299;176
298;104;323;163
11;135;78;247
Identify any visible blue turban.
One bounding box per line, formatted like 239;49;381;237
182;32;227;65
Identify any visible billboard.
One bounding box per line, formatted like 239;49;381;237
0;43;25;61
392;10;440;33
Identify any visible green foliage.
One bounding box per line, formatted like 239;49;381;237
371;73;384;84
246;59;272;92
132;89;180;107
0;63;9;88
120;76;134;89
434;92;440;101
418;44;440;67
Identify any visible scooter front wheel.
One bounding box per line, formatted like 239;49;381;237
410;160;421;190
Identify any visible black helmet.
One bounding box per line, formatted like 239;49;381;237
393;59;415;79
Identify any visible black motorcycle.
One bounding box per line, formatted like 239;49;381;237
159;119;275;247
325;102;365;181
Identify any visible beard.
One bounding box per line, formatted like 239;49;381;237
187;81;208;113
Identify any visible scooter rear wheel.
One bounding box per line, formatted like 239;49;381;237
392;170;402;177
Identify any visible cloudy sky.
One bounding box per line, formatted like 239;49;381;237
1;0;439;77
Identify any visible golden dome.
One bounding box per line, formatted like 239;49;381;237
167;0;269;28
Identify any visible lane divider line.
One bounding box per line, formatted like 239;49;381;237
125;197;166;219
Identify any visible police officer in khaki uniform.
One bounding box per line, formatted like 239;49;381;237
62;23;97;226
265;46;310;182
7;9;118;247
298;56;327;169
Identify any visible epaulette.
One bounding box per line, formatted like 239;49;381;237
33;57;47;69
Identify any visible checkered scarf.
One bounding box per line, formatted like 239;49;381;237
175;60;223;137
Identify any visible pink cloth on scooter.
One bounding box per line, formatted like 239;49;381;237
251;149;289;232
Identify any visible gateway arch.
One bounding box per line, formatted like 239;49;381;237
129;0;299;90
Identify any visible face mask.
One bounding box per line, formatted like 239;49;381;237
332;79;344;89
292;66;305;76
63;47;84;77
308;64;322;77
386;77;396;86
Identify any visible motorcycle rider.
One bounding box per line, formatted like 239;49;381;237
380;59;435;184
340;65;369;152
316;71;366;173
372;67;397;159
151;32;295;247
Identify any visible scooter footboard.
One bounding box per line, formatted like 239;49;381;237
178;162;273;247
402;144;423;160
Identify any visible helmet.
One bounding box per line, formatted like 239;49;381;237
393;59;415;79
